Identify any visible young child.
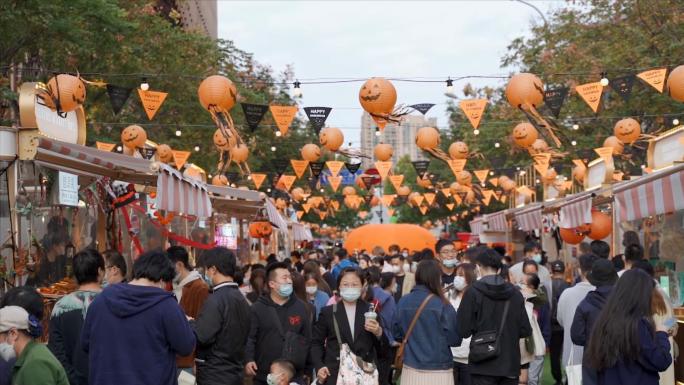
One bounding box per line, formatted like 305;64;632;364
268;359;298;385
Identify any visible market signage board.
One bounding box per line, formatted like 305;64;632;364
585;156;614;191
647;125;684;171
58;172;79;206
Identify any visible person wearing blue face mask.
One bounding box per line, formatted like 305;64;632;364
436;239;459;286
245;262;312;385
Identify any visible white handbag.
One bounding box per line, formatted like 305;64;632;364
332;304;379;385
565;345;583;385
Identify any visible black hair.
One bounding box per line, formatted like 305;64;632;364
522;260;539;274
502;255;513;265
202;247;237;278
586;269;656;370
415;259;447;303
132;250;175;283
366;266;382;285
632;259;655;278
388;253;403;262
625;244;644;263
336;266;365;289
271;358;295;381
267;261;291;282
388;244;401;254
421;248;435;260
380;272;395;290
456;263;477;286
73;249;105;285
590;240;611;259
525;273;541;290
166;246;192;270
372;256;385;266
464;246;486;262
249;267;267;297
622;231;640;247
499;264;511;282
492;246;507;257
435;239;453;253
474;248;503;270
335;248;348;260
612;255;625;271
523;242;540;254
266;254;277;265
291;250;301;259
579;253;598;274
0;286;45;319
103;250;127;278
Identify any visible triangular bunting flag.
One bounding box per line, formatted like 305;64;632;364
172;150;191;170
381;194;395;207
441;188;451;197
326;161;345;177
375;161;393;180
489;178;499;187
447;159;467;176
331;200;340;211
318;211;327;220
344;162;361;174
106;84;132;115
241;103;269;132
137;89;168;120
572;159;586;168
290;159;310;179
543;87;568;118
424;192;436;205
575;82;603;113
328;176;342;192
637;68;668;93
302;203;311;213
296;210;304;220
459;99;488;129
411;160;430;178
387;208;395;217
419;206;428;215
251;173;267;190
446;203;455;211
413;195;425;206
389;175;404;191
96;141;116;152
594;147;614;160
140;147;157;160
304;107;332;134
517;186;534;197
473;169;490;184
533;153;552;167
361;177;374;189
279;175;296;191
483;190;496;206
453;194;463;206
610;75;636;101
269;105;298;136
410;103;435;115
309;162;325;177
534;163;549;176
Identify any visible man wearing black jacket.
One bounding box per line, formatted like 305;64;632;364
456;248;532;385
245;262;312;384
192;247;251;385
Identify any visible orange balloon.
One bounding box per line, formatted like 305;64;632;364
230;144;249;163
319;127;344;151
588;211;612;240
374;143;393;161
358;78;397;116
666;65;684;103
344;224;436;253
212;175;228;186
613;118;641;144
505;73;544;108
603;136;624;155
291;187;305;202
301;144;321;162
39;74;86;112
529;139;550;155
121;125;147;149
397;185;411;196
511;122;539;148
572;165;586;183
342;186;357;196
416;127;440;150
560;227;585;245
198;75;237;112
156;144;174;163
449;141;469;160
456;170;472;186
213;129;236;151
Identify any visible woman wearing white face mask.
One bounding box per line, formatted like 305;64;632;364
449;263;476;385
304;272;330;321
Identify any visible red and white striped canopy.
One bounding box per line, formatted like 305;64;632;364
514;204;543;232
485;211;508;232
156;164;212;218
469;217;484;236
558;193;593;228
616;167;684;222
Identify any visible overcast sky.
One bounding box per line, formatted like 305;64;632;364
217;1;560;145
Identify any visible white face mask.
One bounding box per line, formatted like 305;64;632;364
402;252;409;258
306;286;317;295
453;276;467;291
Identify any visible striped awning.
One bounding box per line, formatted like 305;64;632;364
292;222;313;241
615;166;684;222
265;198;289;232
485;211;508;232
469;217;484;235
514;203;543;232
559;193;593;228
156;164;212;218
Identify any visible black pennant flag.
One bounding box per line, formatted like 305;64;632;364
363;194;373;204
139;147;157;160
361;176;374;189
610;75;636;102
304;107;332;134
271;159;290;175
411;160;430;178
308;175;319;190
309;162;325;177
106;84;132;115
240;103;269;132
344;162;361;174
410;104;435;115
543;87;568;119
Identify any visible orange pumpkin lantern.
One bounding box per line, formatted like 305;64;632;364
529;139;550;155
417;176;432;189
603;136;624;155
613;118;641;144
213;129;236;151
157;144;174;163
449;182;461;195
408;192;422;206
666;65;684;103
588;210;612;240
319;127;344;151
198;75;237;112
505;73;544;109
358;77;397;117
456;170;472;186
301;143;321;162
230;144;249;163
397;185;411;196
342;186;357;196
249;221;273;238
38;74;86;113
415;127;440;150
291;187;305;202
572;165;586;183
121;125;147;149
212;175;228;186
449;141;469;160
560;227;585;245
374;143;393;161
512;122;538;148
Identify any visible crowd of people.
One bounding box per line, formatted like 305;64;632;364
0;234;677;385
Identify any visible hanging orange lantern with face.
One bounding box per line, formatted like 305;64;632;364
342;186;357;196
588;210;612;240
121;125;147;149
506;73;544;109
542;168;558;185
212;175;228;186
613;118;641;144
560;227;585;245
416;127;441;150
230;144;249;163
358;77;397;129
319;127;344;152
249;221;273;238
603;136;624;155
572;165;586;183
449;141;470;160
38;74;86;113
301;144;321;162
291;187;305;202
374;143;393;161
198;75;237;112
213;128;236;151
456;170;472;186
511;122;539;148
666;65;684;103
156;144;174;163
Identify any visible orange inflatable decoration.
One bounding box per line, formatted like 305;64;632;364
456;170;472;186
301;143;321;162
613;118;641;144
156;144;174;163
397;185;411;196
319;127;344;152
603;136;624;155
560;227;585;244
198;75;237;112
588;211;612;240
344;224;436;253
38;74;86;113
506;73;544;109
342;186;357;196
666;65;684;102
449;141;469;160
512;122;538;148
358;77;398;129
374;143;393;161
416;127;440;150
249;221;273;238
121;125;147;149
211;175;228;186
213;128;236;151
230;144;249;163
291;187;305;202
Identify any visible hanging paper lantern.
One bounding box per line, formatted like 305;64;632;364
666;65;684;103
230;144;249;163
38;74;86;113
408;192;422;206
511;122;539;148
449;182;461;195
249;221;273;238
198;75;237;112
397;185;411;196
156;144;174;163
319;127;344;151
560;227;585;245
542;168;558;185
448;141;469;160
572;165;586;183
613;118;641;144
603;136;624;155
212;175;228;186
505;73;544;109
301;143;321;162
464;188;476;204
374;143;393;161
456;170;472;186
415;127;441;150
342;186;357;196
358;77;397;118
121;125;147;149
529;139;550;155
291;187;305;202
183;165;206;182
588;210;612;240
213;129;236;151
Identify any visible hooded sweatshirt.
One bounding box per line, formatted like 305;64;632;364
81;283;196;385
456;274;532;378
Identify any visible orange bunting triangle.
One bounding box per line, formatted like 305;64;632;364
172;150;191;170
453;194;463;205
489;178;499;187
482;190;495;206
387;208;395;217
290;159;310;179
446;203;455;211
533;153;551;167
296;211;304;220
419;206;428;215
500;195;507;204
572;159;586;168
309;196;323;207
96;141;116;152
575;82;603;113
302;203;311;213
137;89;168;120
389;175;404;191
326;161;344;177
534;163;549;177
447;159;467;176
318;211;327;220
441;188;451;197
473;169;490;184
279;175;296;191
594;147;614;160
269;105;298;136
331;200;340;211
250;173;267;190
375;161;393;180
424;192;436;206
637;68;668;93
459;99;488;129
328;176;342;192
413;195;425;206
381;194;395;207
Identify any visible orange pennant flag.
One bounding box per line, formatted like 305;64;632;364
251;173;267;190
172;150;191;170
533;153;551;167
318;211;327;220
387;208;395;217
482;190;495;206
96;141;116;152
534;163;549;177
572;159;586;169
473;169;490;184
290;159;310;179
637;68;668;93
446;203;455;211
413;195;425;206
419;206;428;215
302;203;311;213
594;147;614;160
517;185;535;198
447;159;467;177
269;105;298;136
424;192;436;206
375;161;393;180
489;178;499;187
564;181;574;190
279;175;296;191
381;194;395;207
459;99;488;129
453;194;463;205
309;196;323;207
326;161;344;177
296;211;304;220
331;200;340;211
328;176;342;192
575;82;603;113
389;175;404;191
441;188;451;197
137;89;168;120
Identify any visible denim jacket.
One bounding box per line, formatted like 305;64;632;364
392;285;461;370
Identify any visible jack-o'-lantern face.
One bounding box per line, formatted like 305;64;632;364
213;129;236;151
249;221;273;238
301;144;321;162
121;125;147;149
319;127;344;151
358;78;397;115
456;170;472;186
157;144;173;163
512;122;538;148
449;141;469;160
613;118;641;144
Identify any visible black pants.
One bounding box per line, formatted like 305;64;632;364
470;374;518;385
550;329;564;383
453;361;471;385
377;346;395;385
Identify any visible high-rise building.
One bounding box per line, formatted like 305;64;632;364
177;0;217;39
360;112;435;169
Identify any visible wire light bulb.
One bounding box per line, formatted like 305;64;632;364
535;179;541;184
194;145;200;152
445;78;454;94
247;175;252;180
275;130;282;137
271;146;276;152
293;80;302;97
473;129;480;136
520;170;526;176
494;142;500;148
571;140;577;146
208;174;213;179
375;127;381;137
572;124;579;130
140;77;150;91
116;145;122;152
267;188;272;192
320;188;324;193
673;119;680;126
599;77;609;86
175;130;182;137
489;171;495;176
